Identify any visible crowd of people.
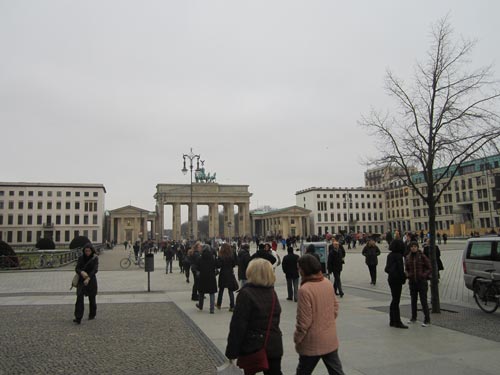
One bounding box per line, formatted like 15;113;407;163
73;231;447;374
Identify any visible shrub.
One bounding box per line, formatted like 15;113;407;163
0;240;18;268
69;236;91;249
36;238;56;250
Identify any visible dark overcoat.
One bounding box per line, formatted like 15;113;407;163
225;284;283;360
217;255;238;291
75;254;99;296
197;248;218;294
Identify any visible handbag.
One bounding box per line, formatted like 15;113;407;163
70;274;79;289
237;291;276;374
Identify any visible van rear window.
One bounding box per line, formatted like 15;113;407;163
468;242;492;260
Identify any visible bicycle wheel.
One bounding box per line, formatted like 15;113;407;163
120;258;131;269
137;257;144;268
50;256;60;268
473;282;499;313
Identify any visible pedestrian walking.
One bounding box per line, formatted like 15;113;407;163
294;254;344;375
225;258;283;375
195;244;218;313
188;241;202;300
216;243;239;311
73;243;99;324
327;241;345;297
282;246;300;302
361;240;381;285
237;243;251;287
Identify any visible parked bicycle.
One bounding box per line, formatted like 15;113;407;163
473;269;500;313
0;255;32;270
120;251;144;269
39;253;60;268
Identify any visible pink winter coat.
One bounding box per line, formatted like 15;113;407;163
294;275;340;356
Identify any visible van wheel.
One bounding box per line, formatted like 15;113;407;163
473;281;499;313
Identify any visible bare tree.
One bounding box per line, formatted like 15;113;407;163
360;17;500;312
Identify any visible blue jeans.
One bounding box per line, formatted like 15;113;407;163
296;350;344;375
198;293;215;312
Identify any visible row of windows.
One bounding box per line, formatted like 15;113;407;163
0;229;98;244
317;212;384;222
317;201;383;211
314;193;383;199
0;200;98;211
0;190;99;198
0;214;99;226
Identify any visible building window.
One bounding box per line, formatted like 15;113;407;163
37;202;43;209
75;192;80;197
27;215;32;225
65;215;70;225
56;215;61;225
28;201;33;209
37;215;42;225
9;191;14;196
7;231;13;242
28;191;33;196
47;191;52;197
8;215;13;225
57;191;62;197
17;231;22;243
38;191;43;197
46;215;52;225
55;231;60;242
83;215;89;225
66;202;71;210
92;230;98;242
92;214;98;225
27;231;32;242
74;215;80;225
317;214;321;222
93;192;98;197
56;202;61;210
75;202;80;210
17;215;23;225
8;201;14;209
65;231;70;242
66;191;71;197
18;201;24;209
47;202;52;210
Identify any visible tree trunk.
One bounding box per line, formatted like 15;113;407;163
428;202;441;313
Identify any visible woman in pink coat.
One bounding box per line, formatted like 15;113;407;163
294;254;344;375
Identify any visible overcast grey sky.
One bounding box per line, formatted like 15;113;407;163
1;1;499;223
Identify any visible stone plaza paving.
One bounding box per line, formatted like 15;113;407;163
0;240;499;374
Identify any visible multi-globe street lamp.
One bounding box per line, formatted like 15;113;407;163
182;148;201;240
343;189;352;233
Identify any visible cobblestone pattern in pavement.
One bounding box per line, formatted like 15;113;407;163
0;302;222;375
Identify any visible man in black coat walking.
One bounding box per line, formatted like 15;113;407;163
282;246;300;301
327;240;345;297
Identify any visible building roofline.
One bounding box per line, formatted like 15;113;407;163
0;182;107;193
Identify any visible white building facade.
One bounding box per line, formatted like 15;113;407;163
0;182;106;246
295;187;386;236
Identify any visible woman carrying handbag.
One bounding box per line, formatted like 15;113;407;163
225;258;283;375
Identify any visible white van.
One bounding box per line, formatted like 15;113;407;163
462;237;500;291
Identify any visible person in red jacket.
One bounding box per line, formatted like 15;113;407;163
405;241;432;327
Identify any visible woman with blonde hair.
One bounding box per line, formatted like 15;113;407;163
226;258;283;374
187;241;202;301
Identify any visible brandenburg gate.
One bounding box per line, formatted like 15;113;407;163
154;183;252;241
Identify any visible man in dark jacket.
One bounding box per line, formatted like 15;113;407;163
405;241;432;326
327;241;346;297
237;243;251;287
385;230;408;329
282;246;300;301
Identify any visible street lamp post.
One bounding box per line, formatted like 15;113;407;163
182;148;201;241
